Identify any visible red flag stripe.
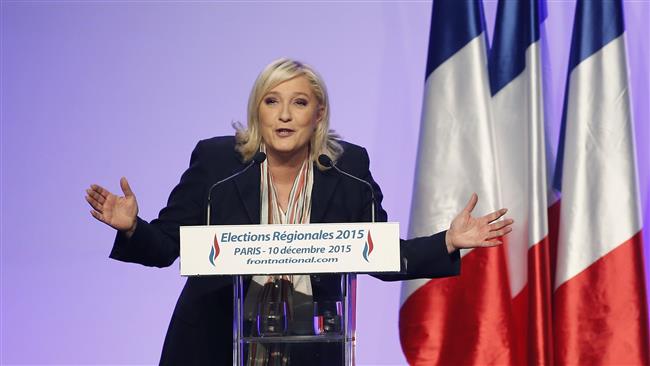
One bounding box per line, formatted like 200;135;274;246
554;232;649;365
399;247;515;365
511;235;555;365
509;201;559;365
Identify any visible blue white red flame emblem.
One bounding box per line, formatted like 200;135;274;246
362;231;374;262
209;235;220;266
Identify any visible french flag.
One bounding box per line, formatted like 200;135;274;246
399;1;515;364
553;0;649;364
489;0;554;364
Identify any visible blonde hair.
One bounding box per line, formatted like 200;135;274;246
233;58;343;170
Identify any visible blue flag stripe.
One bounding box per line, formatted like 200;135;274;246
425;0;486;78
553;0;625;191
488;0;546;95
567;0;625;73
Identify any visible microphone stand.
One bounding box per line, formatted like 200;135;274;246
206;152;266;225
318;154;376;223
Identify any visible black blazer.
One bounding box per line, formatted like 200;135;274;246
109;136;460;365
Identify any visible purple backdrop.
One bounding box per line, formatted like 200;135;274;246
1;1;648;365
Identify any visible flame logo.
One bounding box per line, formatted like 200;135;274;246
209;235;220;266
362;231;374;262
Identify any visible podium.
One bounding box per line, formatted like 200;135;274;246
180;222;400;365
232;273;355;365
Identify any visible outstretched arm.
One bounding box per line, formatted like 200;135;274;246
86;141;210;268
445;193;513;253
86;177;139;237
353;147;512;281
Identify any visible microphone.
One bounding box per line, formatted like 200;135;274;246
319;154;408;274
318;154;376;223
206;152;266;225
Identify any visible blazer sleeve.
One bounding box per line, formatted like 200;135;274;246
354;147;461;281
109;140;210;267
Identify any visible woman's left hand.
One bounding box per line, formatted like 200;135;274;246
445;193;513;253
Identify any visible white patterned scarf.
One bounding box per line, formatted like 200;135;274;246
253;143;314;294
245;146;315;364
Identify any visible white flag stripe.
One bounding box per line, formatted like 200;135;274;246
525;41;551;249
540;23;560;208
408;34;500;238
402;33;500;305
555;34;643;288
493;41;550;296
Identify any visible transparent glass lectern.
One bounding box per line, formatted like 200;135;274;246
179;222;401;366
232;273;356;366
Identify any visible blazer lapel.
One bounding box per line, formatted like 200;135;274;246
311;164;340;223
233;163;261;225
232;160;340;224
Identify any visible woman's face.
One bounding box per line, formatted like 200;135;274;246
258;76;323;162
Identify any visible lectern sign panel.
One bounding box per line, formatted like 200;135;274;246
180;222;400;276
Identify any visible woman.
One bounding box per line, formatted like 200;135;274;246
85;58;513;365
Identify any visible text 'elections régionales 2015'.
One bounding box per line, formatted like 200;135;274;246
219;229;366;245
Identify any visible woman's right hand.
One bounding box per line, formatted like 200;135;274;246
86;177;139;237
